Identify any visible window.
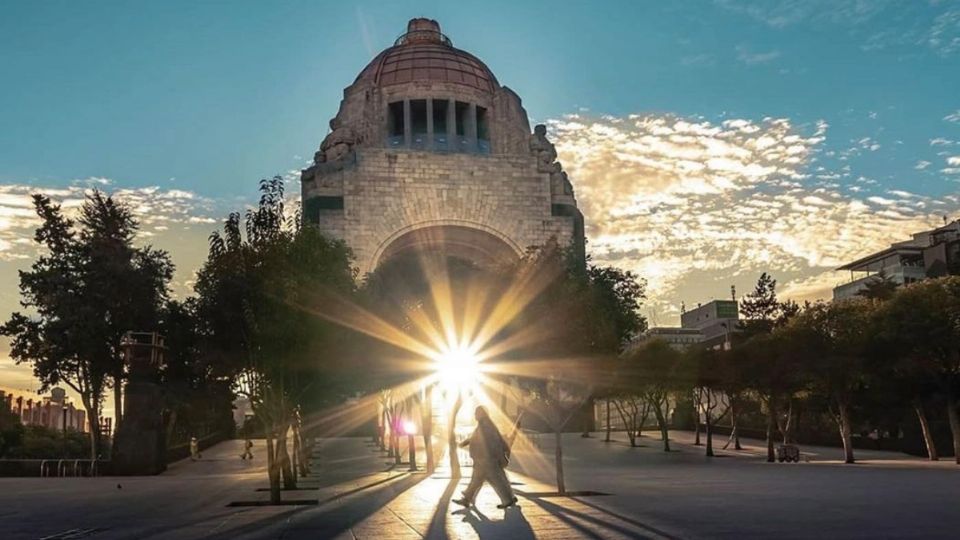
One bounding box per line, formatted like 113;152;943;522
385;99;490;154
410;99;427;149
387;101;405;147
455;101;469;137
477;106;489;140
433;99;449;150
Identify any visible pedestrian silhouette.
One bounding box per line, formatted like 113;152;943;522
453;406;518;509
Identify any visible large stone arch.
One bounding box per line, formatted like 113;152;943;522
368;220;523;273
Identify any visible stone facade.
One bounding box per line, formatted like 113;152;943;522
301;18;584;276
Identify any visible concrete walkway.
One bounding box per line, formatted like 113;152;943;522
3;433;959;539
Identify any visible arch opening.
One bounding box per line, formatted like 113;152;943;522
374;224;521;272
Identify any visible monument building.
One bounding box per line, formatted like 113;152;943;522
301;18;584;275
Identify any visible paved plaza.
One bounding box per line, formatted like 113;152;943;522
2;432;960;539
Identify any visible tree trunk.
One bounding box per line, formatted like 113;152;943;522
638;401;650;438
693;389;702;445
604;400;611;443
914;400;938;461
765;404;775;463
653;405;670;452
782;399;794;444
948;392;960;466
296;425;309;476
554;429;565;494
393;415;402;466
447;394;462;479
422;385;435;472
278;426;296;489
705;404;714;457
734;400;742;451
266;434;281;504
379;407;387;452
838;403;855;464
89;405;101;461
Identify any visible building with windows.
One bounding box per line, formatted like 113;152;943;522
634;327;704;351
631;299;740;351
681;300;739;349
1;387;87;433
833;220;960;299
301;18;584;276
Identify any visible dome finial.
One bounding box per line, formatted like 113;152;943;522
397;18;450;46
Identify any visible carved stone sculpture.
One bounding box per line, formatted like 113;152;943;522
315;125;358;164
529;124;560;173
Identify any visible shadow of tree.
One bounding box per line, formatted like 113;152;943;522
205;472;427;539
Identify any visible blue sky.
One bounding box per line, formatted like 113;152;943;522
2;1;957;198
1;1;960;396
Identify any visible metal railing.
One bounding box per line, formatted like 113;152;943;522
39;458;100;477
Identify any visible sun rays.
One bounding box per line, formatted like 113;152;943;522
281;240;593;483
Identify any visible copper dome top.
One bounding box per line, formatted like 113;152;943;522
354;19;498;93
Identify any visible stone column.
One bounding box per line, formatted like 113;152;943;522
447;98;456;150
467;103;478;151
403;99;412;148
426;98;434;149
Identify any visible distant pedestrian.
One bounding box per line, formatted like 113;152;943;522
240;438;254;460
190;437;201;461
453;406;518;509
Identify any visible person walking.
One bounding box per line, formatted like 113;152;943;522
189;437;201;461
240;438;254;460
453;406;518;509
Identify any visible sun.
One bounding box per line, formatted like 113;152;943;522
432;342;482;393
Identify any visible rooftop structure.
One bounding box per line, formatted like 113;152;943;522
833;220;960;299
632;299;740;351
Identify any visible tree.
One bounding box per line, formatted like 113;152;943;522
157;299;235;447
857;269;898;301
735;273;802;461
194;177;356;502
678;346;729;457
622;339;679;451
717;347;749;450
0;405;24;457
880;277;960;464
783;299;879;464
2;192;173;460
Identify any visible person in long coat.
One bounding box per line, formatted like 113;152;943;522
453;406;518;509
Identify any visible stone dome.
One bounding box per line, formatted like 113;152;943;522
354;18;499;93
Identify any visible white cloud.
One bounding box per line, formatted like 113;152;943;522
945;110;960;123
736;45;781;65
915;160;932;170
715;1;960;56
0;183;216;261
550;113;954;310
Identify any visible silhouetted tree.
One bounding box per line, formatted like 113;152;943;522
194;177;355;502
2;192;173;460
880;277;960;464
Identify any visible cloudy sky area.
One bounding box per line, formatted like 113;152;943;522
1;1;959;400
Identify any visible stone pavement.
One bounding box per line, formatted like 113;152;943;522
196;437;670;539
4;432;960;539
